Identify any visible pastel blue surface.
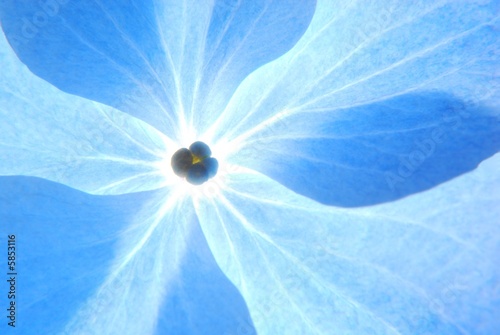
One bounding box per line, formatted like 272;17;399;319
0;28;172;195
0;0;315;138
0;176;254;335
0;176;136;334
0;1;499;335
232;92;499;206
196;156;500;334
155;214;256;335
213;0;499;206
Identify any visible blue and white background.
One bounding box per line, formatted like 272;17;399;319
0;0;499;334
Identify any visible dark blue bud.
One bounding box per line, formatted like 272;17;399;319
171;148;192;177
203;157;219;178
172;142;218;185
186;163;209;185
189;141;212;159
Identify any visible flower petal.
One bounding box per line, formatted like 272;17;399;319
62;192;202;335
0;178;180;334
1;176;256;334
0;0;179;135
0;0;316;138
224;92;499;207
0;30;173;195
155;217;256;334
195;155;499;334
210;0;499;206
189;0;316;135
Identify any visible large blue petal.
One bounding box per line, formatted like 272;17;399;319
0;0;315;138
0;177;172;334
229;92;499;206
209;0;499;206
0;29;175;195
190;0;316;135
155;218;256;335
1;176;254;335
196;155;500;334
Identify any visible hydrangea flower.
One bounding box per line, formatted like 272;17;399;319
0;1;498;334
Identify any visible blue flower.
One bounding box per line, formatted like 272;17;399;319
0;1;498;334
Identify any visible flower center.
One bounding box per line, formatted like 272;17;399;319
171;141;219;185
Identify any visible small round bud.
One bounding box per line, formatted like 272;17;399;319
203;157;219;178
189;141;212;159
171;148;192;177
186;163;209;185
172;142;218;185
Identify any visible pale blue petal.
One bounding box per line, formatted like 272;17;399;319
155;218;256;335
209;0;499;206
196;154;499;334
0;178;182;334
0;0;179;135
0;176;256;335
0;30;173;195
225;92;499;206
190;0;316;135
0;0;315;138
62;193;206;335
